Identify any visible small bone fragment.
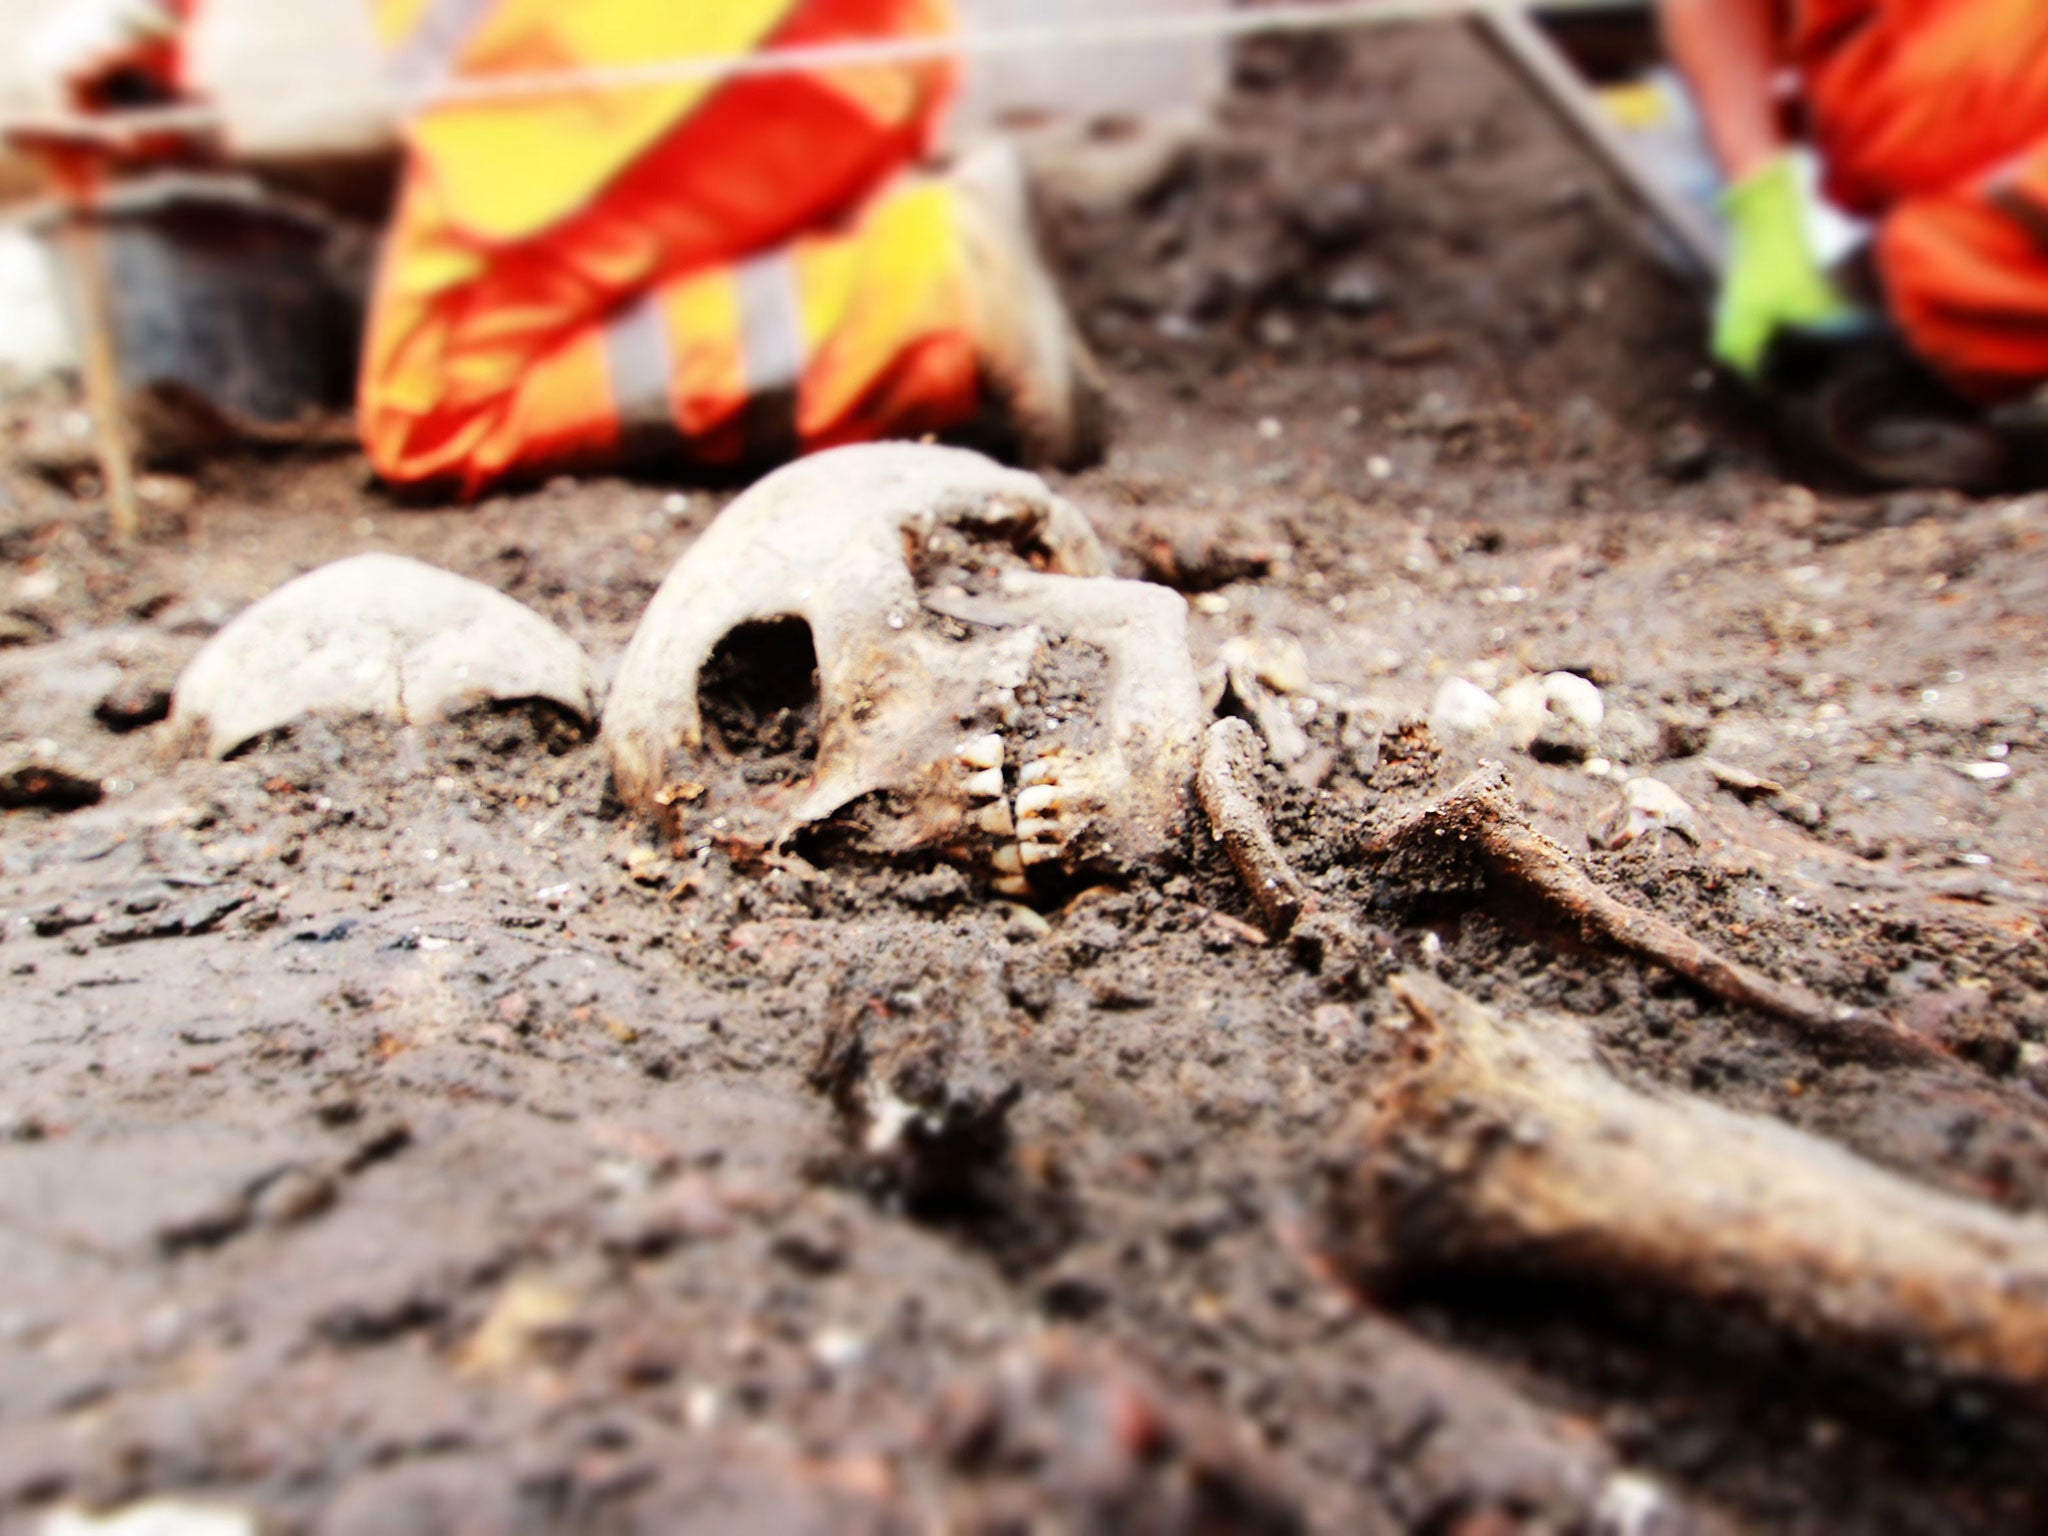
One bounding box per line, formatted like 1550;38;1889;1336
1367;766;1927;1061
1497;671;1604;747
1704;757;1829;832
1198;718;1308;937
171;554;600;758
1331;974;2048;1412
1703;759;1782;797
1224;633;1314;698
1219;637;1312;766
1598;776;1699;849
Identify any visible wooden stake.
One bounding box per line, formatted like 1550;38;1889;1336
62;208;142;547
12;126;145;548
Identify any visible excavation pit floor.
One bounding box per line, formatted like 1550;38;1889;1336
4;24;2048;1536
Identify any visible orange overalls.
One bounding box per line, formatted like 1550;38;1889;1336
1799;0;2048;400
361;0;982;494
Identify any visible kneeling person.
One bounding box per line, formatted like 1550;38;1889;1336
1663;0;2048;486
32;0;1103;495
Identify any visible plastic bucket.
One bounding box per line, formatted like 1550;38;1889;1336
32;172;356;426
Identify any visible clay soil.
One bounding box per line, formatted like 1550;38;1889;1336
5;25;2048;1536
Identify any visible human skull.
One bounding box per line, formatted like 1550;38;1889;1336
603;445;1205;895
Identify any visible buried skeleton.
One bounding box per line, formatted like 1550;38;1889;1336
599;448;2048;1432
118;440;2048;1527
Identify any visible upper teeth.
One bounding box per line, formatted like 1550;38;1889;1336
1015;784;1059;818
955;735;1069;889
958;733;1005;771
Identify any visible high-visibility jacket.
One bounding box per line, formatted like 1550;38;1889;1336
1797;0;2048;400
359;0;980;492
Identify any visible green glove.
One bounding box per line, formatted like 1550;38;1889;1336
1715;154;1858;379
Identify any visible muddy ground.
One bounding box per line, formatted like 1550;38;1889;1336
5;24;2048;1536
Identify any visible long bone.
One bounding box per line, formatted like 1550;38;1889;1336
1197;718;1310;937
1326;974;2048;1414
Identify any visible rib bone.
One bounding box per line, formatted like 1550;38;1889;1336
1366;765;1929;1063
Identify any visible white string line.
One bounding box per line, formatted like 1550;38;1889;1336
24;0;1641;136
417;0;1636;107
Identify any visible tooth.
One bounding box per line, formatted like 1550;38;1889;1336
1019;758;1060;788
958;733;1004;771
1017;813;1057;842
963;767;1005;800
1019;841;1063;867
1015;785;1059;818
973;800;1016;837
991;844;1025;876
993;873;1033;898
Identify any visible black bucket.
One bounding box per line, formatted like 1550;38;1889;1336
33;173;357;426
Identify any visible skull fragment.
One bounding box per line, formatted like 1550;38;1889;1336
603;445;1205;894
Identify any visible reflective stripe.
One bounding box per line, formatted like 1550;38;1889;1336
736;250;806;461
605;255;808;464
388;0;495;90
605;292;680;461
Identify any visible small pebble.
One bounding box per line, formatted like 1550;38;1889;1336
810;1326;871;1371
254;1166;337;1228
1498;672;1605;757
1429;677;1501;737
137;474;197;514
1543;672;1606;733
1326;266;1386;314
93;682;173;735
14;569;60;602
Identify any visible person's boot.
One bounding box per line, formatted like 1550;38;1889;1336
950;138;1109;473
1760;323;2013;493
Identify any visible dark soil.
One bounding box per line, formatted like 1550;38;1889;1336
5;23;2047;1536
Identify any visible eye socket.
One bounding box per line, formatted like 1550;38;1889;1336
903;502;1058;595
697;616;821;784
